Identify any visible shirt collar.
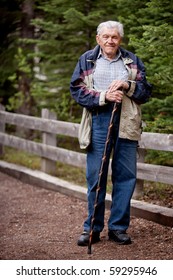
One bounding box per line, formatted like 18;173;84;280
97;47;122;61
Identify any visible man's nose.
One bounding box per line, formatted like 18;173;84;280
107;37;114;43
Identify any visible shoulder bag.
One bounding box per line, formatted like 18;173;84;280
78;108;92;149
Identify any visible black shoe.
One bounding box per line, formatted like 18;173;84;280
77;231;100;246
108;230;132;245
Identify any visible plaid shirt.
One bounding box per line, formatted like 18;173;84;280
93;50;128;91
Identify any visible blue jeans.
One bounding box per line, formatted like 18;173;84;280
83;106;138;232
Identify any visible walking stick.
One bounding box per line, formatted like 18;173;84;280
87;102;118;254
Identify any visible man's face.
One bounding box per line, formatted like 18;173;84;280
96;27;122;60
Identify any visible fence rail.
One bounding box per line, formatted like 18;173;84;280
0;105;173;198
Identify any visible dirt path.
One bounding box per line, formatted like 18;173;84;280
0;171;172;260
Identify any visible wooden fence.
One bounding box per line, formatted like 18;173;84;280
0;104;173;200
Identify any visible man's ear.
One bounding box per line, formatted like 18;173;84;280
96;35;100;44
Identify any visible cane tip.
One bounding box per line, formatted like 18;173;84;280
87;247;92;254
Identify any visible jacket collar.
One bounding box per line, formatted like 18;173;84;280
87;45;100;61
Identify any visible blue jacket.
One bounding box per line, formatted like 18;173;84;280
70;45;152;140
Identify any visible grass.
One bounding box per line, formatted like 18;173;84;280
1;147;40;170
0;147;86;186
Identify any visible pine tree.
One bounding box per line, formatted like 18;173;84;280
116;0;173;133
127;0;173;97
130;0;173;133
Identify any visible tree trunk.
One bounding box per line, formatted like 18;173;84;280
17;0;35;117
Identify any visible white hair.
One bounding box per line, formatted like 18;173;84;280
97;21;124;37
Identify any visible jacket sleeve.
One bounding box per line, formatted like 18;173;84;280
126;56;152;104
70;54;104;110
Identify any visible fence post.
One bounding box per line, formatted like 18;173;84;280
133;147;146;199
41;108;57;174
0;104;5;156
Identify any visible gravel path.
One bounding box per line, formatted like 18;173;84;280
0;171;172;260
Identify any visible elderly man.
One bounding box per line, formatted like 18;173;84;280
70;20;152;246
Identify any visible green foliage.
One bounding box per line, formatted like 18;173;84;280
116;0;173;97
6;47;33;111
129;22;173;96
142;94;173;133
145;150;173;166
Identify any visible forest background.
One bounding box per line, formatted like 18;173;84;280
0;0;173;167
